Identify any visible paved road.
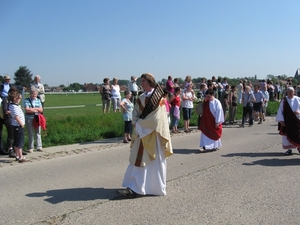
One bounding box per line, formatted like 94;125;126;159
1;118;300;225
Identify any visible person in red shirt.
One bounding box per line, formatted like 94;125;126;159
170;87;181;133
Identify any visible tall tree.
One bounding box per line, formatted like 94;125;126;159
14;66;33;87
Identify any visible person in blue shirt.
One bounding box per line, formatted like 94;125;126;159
252;85;265;124
0;76;13;156
24;89;43;153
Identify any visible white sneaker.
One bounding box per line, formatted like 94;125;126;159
28;149;34;153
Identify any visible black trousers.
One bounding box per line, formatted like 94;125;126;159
0;117;13;150
242;106;253;125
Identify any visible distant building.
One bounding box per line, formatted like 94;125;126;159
83;83;98;92
50;86;63;92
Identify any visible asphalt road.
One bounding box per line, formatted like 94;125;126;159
1;118;300;225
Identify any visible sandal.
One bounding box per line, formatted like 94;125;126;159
117;187;137;198
199;147;206;153
285;149;292;155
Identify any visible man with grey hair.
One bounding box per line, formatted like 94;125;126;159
31;75;45;108
276;87;300;155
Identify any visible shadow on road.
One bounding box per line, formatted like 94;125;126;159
222;152;300;167
173;149;200;154
222;152;286;158
26;187;125;204
243;158;300;167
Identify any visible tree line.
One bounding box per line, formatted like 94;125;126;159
1;66;298;92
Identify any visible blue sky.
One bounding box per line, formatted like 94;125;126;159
1;0;299;86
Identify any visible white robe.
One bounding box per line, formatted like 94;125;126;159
237;83;243;104
200;99;224;150
122;133;167;196
122;90;172;196
275;96;300;149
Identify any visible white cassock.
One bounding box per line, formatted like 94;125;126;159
276;96;300;149
200;99;224;150
122;124;167;196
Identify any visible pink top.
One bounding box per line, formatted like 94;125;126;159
164;99;170;112
166;80;174;93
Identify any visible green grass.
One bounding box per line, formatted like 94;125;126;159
1;93;279;150
25;92;101;107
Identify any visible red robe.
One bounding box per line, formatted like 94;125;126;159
198;100;222;140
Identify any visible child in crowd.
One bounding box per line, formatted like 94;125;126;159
8;91;29;162
120;90;133;143
170;87;181;133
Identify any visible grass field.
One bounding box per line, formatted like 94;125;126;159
1;92;279;150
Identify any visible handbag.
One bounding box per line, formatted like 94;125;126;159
245;94;253;110
195;101;204;116
232;102;238;107
27;98;40;123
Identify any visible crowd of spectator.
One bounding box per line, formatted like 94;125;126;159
99;75;299;134
0;75;46;162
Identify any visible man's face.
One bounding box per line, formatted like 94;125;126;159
287;89;294;98
30;91;38;99
206;94;213;101
5;79;10;83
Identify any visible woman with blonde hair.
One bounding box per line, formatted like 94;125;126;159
182;75;194;89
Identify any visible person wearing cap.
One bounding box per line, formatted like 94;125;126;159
127;76;139;105
120;90;133;143
276;87;300;155
1;75;11;98
0;75;14;156
31;75;45;108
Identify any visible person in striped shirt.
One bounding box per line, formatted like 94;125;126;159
9;91;29;162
